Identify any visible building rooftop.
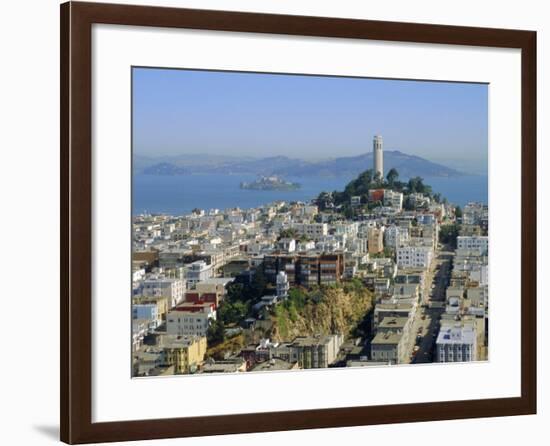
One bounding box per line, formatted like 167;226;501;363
202;358;245;373
157;334;205;349
436;325;476;345
372;331;403;345
196;277;235;286
251;358;298;372
290;335;336;347
378;317;410;329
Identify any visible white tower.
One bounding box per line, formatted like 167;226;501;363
373;135;384;180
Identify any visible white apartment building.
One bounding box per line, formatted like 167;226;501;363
290;222;328;240
383;190;403;211
315;238;343;252
350;237;368;255
334;222;360;238
457;236;489;254
276;271;290;300
299;205;319;217
186;260;213;288
417;214;436;226
166;305;215;337
384;225;409;249
396;245;434;269
462;202;488;225
468;264;489;286
436;324;478;362
132;303;160;328
142;276;186;308
277;238;296;253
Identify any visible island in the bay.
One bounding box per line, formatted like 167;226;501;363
240;175;301;191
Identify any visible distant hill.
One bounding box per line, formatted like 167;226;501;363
140;150;463;178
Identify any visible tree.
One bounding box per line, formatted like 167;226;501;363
386;168;399;187
439;224;459;248
403;197;415;211
315;191;333;211
249;267;267;299
356;169;373;189
226;283;244;302
407;176;426;194
218;300;249;325
337;169;374;206
455;206;463;219
278;228;298;240
288;287;307;309
207;319;225;344
343;205;354;219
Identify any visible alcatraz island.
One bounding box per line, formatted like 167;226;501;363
240;175;301;191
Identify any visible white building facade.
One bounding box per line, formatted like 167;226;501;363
457;236;489;254
186;260;213;288
436;325;478;362
142;277;186;308
396;245;434;269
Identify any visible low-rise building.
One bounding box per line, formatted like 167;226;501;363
436;324;478;362
202;358;247;373
370;331;407;364
132;303;161;329
270;334;344;369
158;334;207;374
166;303;216;336
457;236;489;254
396;245;433;269
276;271;290;299
384;225;409;249
186;260;213;288
383;189;403;211
142;276;186;308
290;222;328;240
250;358;299;372
195;277;234;303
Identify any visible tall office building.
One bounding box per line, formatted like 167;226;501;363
373;135;384;179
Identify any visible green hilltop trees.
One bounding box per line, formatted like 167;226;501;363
316;168;436;215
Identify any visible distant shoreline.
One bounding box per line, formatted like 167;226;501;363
132;173;488;216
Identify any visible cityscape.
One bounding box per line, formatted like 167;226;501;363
132;133;489;376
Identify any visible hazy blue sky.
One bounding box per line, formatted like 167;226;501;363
133;67;488;171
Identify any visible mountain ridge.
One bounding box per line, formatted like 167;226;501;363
139;150;464;179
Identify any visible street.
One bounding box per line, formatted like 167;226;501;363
405;244;454;364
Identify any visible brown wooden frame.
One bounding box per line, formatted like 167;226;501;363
60;1;537;443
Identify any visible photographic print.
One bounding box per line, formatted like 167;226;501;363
131;67;489;377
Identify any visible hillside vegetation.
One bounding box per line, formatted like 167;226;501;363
269;280;374;342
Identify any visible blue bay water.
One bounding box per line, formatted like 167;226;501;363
133;174;488;216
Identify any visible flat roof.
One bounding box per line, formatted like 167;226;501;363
378;317;410;329
197;277;235;285
436;325;476;345
251;359;297;372
372;331;403;345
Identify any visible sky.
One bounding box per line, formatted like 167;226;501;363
133;67;488;172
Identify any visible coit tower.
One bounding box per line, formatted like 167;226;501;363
373;135;384;179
